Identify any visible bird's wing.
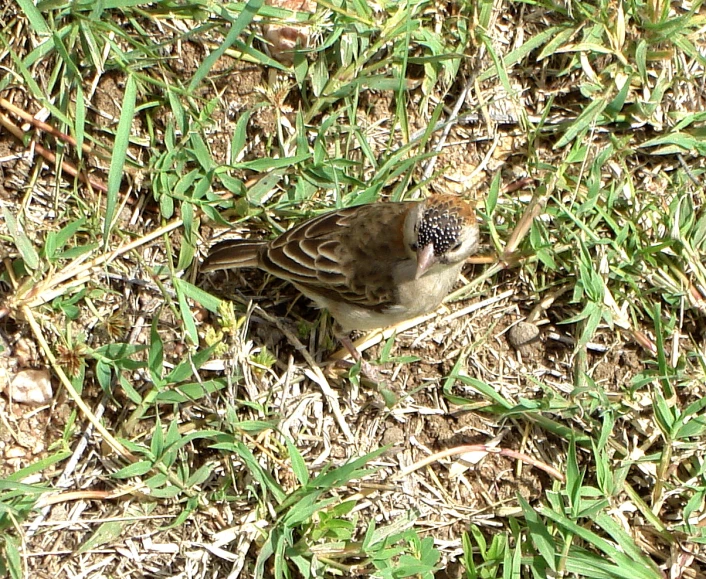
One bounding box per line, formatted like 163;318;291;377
261;203;412;310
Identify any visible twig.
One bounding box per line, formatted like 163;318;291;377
422;75;475;181
25;394;109;536
17;218;183;308
22;305;133;460
253;306;355;443
0;98;93;156
394;444;565;482
0;110;107;193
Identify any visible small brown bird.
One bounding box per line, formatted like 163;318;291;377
202;195;480;363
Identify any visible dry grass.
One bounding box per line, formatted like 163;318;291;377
1;0;706;577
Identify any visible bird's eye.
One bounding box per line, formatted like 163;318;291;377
450;241;462;251
411;243;418;251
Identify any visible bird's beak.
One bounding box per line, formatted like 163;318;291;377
415;244;436;280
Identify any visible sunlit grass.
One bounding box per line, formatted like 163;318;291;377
0;0;705;577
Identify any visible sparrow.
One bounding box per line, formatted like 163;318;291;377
202;195;480;363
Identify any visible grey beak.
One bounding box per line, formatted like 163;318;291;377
415;244;436;280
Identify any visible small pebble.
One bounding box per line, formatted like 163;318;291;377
507;322;540;350
5;446;26;459
7;368;53;405
381;425;405;447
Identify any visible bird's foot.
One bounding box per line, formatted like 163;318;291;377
329;357;384;384
334;333;385;383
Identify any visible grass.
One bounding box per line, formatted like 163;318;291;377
1;0;705;577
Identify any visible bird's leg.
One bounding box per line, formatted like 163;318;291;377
338;333;363;362
334;328;383;383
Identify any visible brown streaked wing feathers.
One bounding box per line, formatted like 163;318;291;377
260;207;358;283
261;203;411;311
201;240;264;272
205;202;413;312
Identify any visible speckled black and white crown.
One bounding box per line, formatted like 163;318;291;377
417;195;475;256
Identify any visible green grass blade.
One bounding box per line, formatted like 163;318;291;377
104;74;136;247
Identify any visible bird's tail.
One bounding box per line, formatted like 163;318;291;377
201;240;264;272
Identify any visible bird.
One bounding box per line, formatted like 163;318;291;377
202;194;480;369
